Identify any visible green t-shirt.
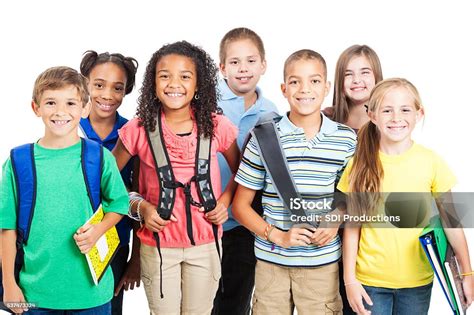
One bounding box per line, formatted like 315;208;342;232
0;141;129;309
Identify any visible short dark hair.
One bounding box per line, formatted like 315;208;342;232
219;27;265;64
283;49;327;81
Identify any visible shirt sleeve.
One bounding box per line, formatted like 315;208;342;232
431;152;457;193
336;158;354;193
336;131;357;183
214;114;238;153
234;135;266;190
118;118;146;157
0;159;17;229
100;149;129;215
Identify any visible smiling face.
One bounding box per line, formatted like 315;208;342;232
155;54;197;112
343;55;376;106
88;62;127;120
370;86;422;149
32;85;90;146
281;58;330;118
220;38;266;97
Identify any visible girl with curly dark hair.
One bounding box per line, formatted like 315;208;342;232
112;41;240;314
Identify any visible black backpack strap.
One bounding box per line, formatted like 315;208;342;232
193;131;223;292
195;135;217;212
146;117;179;221
252;116;312;226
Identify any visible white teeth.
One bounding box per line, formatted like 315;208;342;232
388;126;406;131
167;92;183;97
98;103;113;110
297;98;315;104
237;77;251;82
52;120;68;125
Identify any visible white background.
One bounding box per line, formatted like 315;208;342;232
0;1;472;314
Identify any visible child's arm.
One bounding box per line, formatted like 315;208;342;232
1;229;28;314
232;184;314;248
115;221;141;295
115;160;141;295
436;191;473;306
112;138;133;171
73;212;123;254
343;226;373;314
202;141;240;225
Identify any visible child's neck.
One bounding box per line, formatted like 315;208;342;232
379;138;414;155
89;111;116;140
346;102;369;130
162;106;193;134
288;111;321;140
38;133;81;149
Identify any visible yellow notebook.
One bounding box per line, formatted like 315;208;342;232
84;205;120;285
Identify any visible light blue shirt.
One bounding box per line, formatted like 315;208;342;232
217;79;278;231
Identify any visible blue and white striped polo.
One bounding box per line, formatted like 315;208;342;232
235;112;357;267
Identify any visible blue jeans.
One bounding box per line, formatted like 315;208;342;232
362;282;433;315
24;301;111;315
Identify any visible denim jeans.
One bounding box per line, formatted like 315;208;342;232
362;282;433;315
212;226;256;315
24;301;111;315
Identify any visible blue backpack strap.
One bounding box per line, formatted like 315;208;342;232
10;144;36;245
81;138;103;212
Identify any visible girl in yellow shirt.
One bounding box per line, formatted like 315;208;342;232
338;78;473;314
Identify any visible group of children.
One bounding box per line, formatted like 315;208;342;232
1;27;473;315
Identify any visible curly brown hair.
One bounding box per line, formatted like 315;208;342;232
136;41;221;138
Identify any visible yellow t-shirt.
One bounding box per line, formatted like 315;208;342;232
337;143;456;288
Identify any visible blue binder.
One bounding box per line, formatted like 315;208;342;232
419;217;459;314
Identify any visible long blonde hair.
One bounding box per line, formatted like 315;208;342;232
348;78;423;214
332;45;383;124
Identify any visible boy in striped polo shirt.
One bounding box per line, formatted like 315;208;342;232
233;49;357;314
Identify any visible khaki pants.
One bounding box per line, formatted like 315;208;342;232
141;242;221;315
252;260;342;315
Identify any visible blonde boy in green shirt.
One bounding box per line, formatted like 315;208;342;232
1;66;128;314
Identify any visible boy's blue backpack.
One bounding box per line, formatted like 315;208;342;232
0;138;103;310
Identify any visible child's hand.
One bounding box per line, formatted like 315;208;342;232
74;223;101;254
142;202;177;232
115;256;141;296
345;281;373;314
310;226;339;246
273;227;314;248
462;275;473;308
199;201;228;225
310;215;341;246
4;282;28;313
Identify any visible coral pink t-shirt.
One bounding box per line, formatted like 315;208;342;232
119;112;237;248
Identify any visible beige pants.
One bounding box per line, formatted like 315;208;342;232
252;260;342;315
141;242;221;315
